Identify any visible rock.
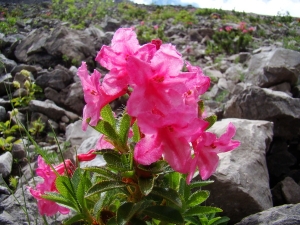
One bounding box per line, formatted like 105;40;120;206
65;120;100;147
63;82;84;115
29;99;65;121
0;152;13;178
11;143;26;160
0;106;7;122
0;179;70;225
35;65;73;91
236;204;300;225
245;48;300;87
281;177;300;204
224;64;245;83
204;118;273;224
269;82;292;96
0;54;17;74
224;85;300;139
14;25;96;68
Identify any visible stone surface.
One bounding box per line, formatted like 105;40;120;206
281;177;300;204
65;120;100;146
204;118;273;224
0;152;13;178
245;48;300;87
236;204;300;225
224;85;300;139
35;65;73;91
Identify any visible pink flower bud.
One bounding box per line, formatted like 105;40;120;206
77;149;97;162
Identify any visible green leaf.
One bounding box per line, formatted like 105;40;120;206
179;176;190;202
198;101;205;115
137;160;169;174
187;190;210;207
103;152;129;172
117;201;151;225
93;120;119;142
190;180;214;189
107;217;117;225
101;104;116;128
204;114;217;129
132;121;140;142
93;192;107;219
83;167;119;180
118;113;130;144
150;187;182;208
71;168;81;193
55;176;78;209
184;206;223;216
184;216;201;225
63;214;85;225
209;216;230;225
143;206;184;224
167;172;181;190
86;181;127;198
42;192;74;209
138;177;154;195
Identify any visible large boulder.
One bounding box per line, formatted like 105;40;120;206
204;118;273;224
14;26;96;68
224;85;300;139
245;48;300;87
236;203;300;225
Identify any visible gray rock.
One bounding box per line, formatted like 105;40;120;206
245;48;300;87
0;106;7;122
0;54;17;74
35;65;73;91
29;99;65;121
236;204;300;225
65;120;100;147
281;177;300;204
11;143;26;160
224;85;300;139
0;152;13;178
14;25;96;68
269;82;292;96
205;119;273;224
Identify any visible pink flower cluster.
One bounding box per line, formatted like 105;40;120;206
29;151;96;216
78;28;240;183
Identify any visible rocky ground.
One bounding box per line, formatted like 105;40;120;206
0;1;300;224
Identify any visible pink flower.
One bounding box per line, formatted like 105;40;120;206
219;28;224;32
187;123;240;183
95;28;156;95
28;156;71;216
134;118;208;173
127;45;200;133
225;26;232;32
153;25;159;30
248;26;255;32
140;21;145;25
238;22;247;30
77;62;126;130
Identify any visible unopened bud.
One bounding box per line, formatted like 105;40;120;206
24;80;31;89
77;149;96;162
20;69;31;77
13;81;20;89
11;108;19;117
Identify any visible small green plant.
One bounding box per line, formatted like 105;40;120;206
11;70;43;107
215;90;229;102
29;118;45;138
174;9;197;26
9;176;19;190
136;23;168;44
207;22;254;55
